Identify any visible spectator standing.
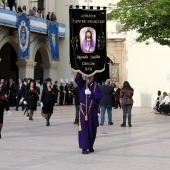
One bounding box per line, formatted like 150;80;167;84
5;3;10;10
46;12;51;21
17;6;23;13
12;3;16;11
40;9;45;19
114;84;121;109
120;81;134;127
100;79;114;126
51;12;57;22
22;5;26;14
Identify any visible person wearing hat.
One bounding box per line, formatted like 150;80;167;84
75;72;102;154
59;79;64;105
41;80;55;126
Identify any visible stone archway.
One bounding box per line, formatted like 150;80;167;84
32;43;57;80
0;42;18;82
34;50;43;84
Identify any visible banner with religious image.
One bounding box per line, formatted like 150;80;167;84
110;63;119;82
69;7;106;77
48;22;59;61
17;13;30;59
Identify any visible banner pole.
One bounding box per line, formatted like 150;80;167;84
85;0;91;120
86;77;88;119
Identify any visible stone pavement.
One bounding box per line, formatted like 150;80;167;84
1;106;170;170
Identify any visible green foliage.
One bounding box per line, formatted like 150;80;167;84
107;0;170;46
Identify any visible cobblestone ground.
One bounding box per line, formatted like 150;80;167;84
1;106;170;170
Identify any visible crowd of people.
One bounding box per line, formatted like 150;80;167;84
0;1;57;22
153;90;170;116
0;74;134;154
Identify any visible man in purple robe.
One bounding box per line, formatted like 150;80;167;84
75;72;102;154
81;30;95;53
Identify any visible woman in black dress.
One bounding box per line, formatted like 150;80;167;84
24;80;39;120
41;80;55;126
0;87;8;139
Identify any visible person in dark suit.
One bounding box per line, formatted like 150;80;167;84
0;79;11;113
64;80;70;105
100;79;115;126
72;86;80;124
15;79;26;111
0;86;9;139
114;85;121;109
68;80;74;105
46;12;51;20
59;79;64;105
53;81;59;105
0;79;8;95
8;79;16;107
41;80;55;126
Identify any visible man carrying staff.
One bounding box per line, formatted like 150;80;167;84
75;72;102;154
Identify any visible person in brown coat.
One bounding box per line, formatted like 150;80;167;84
120;81;134;127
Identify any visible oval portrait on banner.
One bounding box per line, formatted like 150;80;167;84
80;27;96;54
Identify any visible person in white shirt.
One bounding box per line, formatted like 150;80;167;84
5;3;10;10
157;92;170;114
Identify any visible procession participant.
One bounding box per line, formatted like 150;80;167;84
8;78;16;107
41;80;55;126
65;79;70;105
53;81;59;105
15;79;26;111
59;79;64;105
0;86;9;139
0;79;11;114
68;78;74;105
75;72;102;154
24;80;39;120
72;85;80;125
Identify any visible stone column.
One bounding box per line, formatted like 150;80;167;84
41;63;57;83
16;60;37;79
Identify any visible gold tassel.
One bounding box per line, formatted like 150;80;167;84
78;111;82;131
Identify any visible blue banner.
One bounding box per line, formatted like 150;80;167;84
17;13;30;59
48;22;59;61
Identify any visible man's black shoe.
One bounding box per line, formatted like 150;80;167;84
121;123;126;127
100;123;103;126
108;122;113;125
82;149;88;154
129;124;132;127
89;148;94;153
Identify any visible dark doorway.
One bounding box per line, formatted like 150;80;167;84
38;0;44;10
7;0;15;10
34;50;43;84
94;57;113;83
0;43;18;82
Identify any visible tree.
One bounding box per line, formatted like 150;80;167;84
107;0;170;46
